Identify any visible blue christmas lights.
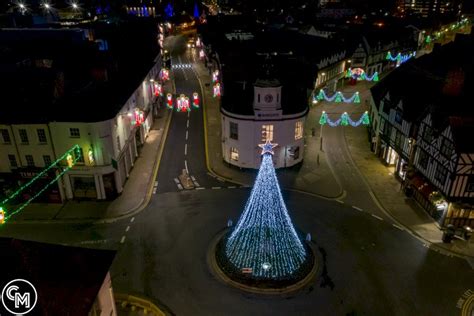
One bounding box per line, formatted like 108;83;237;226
225;142;307;279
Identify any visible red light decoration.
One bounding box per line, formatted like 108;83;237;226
192;92;200;108
213;83;221;97
166;93;173;109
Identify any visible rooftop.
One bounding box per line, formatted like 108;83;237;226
0;237;116;315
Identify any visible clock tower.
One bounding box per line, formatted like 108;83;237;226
253;78;282;120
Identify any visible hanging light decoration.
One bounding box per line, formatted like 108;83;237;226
319;111;370;127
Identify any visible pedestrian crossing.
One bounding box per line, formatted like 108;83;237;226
172;63;192;69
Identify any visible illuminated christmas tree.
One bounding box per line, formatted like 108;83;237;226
224;140;307;280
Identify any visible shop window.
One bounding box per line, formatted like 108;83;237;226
261;125;273;142
434;164;448;184
19;129;28;144
230;147;239;161
418;149;429;169
75;147;84;164
423;125;433;143
25;155;34;167
37;129;47;144
230;122;238;140
1;129;11;143
295;121;303;140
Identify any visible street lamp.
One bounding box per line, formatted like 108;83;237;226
71;2;79;10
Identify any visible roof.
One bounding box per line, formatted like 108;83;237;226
449;117;474;153
0;237;116;316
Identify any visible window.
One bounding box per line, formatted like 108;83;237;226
43;155;51;166
395;130;404;149
1;129;11;143
395;111;403;124
467;175;474;192
69;128;80;138
434;164;448;184
25;155;35;167
37;129;47;143
261;125;273;142
258;94;260;103
230;122;238;140
440;138;454;158
19;129;28;143
423;126;433;143
116;136;121;152
75;147;84;163
295;121;303;140
418;149;429;169
8;154;17;168
230;147;239;161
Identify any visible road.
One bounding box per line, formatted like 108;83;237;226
0;35;473;316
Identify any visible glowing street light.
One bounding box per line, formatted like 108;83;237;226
71;2;79;10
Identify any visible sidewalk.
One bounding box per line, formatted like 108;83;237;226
338;80;474;258
194;61;343;199
8;80;174;224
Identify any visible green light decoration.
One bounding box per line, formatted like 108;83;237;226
335;93;342;103
0;144;81;224
353;92;361;103
319;111;370;127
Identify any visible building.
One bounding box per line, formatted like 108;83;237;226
369;32;474;228
396;0;462;18
0;23;161;203
0;237;117;315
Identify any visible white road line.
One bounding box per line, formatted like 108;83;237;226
185;160;189;174
336;200;344;204
196;187;205;190
130;217;135;223
191;176;197;181
371;214;383;221
174;178;180;184
153;188;157;194
352;206;363;212
228;186;236;189
187;120;189;128
188;111;190;118
184;143;188;155
212;187;221;189
154;181;158;187
392;224;405;231
125;226;130;232
177;184;183;190
120;236;126;244
186;130;188;140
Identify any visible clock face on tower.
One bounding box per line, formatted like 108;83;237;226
264;94;273;103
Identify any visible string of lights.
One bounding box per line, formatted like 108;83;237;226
315;90;361;103
1;144;81;223
319;111;370;127
225;141;307;279
386;51;415;64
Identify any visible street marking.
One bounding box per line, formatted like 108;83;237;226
194;182;200;187
125;226;130;232
153;188;157;194
188;111;190;118
371;214;383;221
186;130;188;140
130;217;135;223
185;160;189;174
184;143;188;155
174;178;180;184
177;184;183;190
120;236;126;244
187;120;189;128
228;186;236;189
392;224;405;231
216;177;225;182
212;187;221;189
207;172;216;178
154;181;158;187
191;176;197;181
196;187;205;190
336;200;344;204
352;206;363;211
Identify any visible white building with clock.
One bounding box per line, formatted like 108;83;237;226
221;78;308;169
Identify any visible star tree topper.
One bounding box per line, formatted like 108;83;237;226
259;140;278;155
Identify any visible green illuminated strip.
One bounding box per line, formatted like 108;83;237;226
1;144;80;206
4;155;80;221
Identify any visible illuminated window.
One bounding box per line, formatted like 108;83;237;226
262;125;273;141
230;122;238;140
75;147;84;164
230;147;239;161
295;121;303;140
